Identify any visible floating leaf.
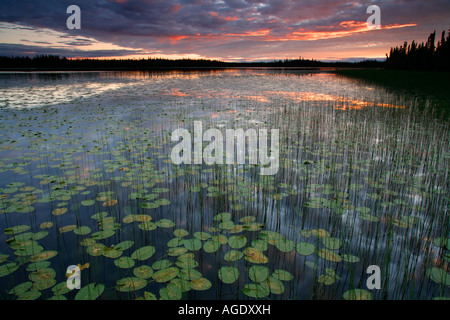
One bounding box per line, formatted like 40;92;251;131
4;225;30;235
152;260;173;270
318;248;342;263
138;221;157;231
160;283;182;300
296;242;315;256
272;270;294;281
218;266;240;284
242;283;270;298
194;232;211;241
0;263;18;277
228;235;247;249
114;240;134;251
8;282;33;295
265;276;284;294
343;289;373;300
116;277;147;292
179;268;202;281
52;207;67;216
73;226;91;235
183;238;202;251
243;247;268;264
155;219;175;228
153;267;179;283
190;277;212;291
224;250;244;262
275;238;295;252
81;199;95;206
133;265;154;279
168;247;189;256
131;246;156;261
114;256;135;268
203;240;221;253
249;265;269;283
428;267;450;286
29;250;58;262
174;229;189;238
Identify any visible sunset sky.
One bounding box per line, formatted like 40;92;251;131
0;0;449;62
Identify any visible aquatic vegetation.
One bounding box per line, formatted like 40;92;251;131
0;69;448;300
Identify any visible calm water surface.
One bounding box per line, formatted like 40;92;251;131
0;69;448;300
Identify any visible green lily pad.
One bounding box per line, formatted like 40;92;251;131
265;276;285;294
116;277;147;292
138;221;157;231
343;289;373;300
228;235;247;249
428;267;450;286
133;265;154;279
131;246;156;261
153;267;179;283
73;226;91;235
190;277;212;291
114;240;134;251
160;283;182;300
155;219;175;228
114;256;135;268
218;266;240;284
203;240;221;253
275;238;295;252
249;265;270;283
194;232;211;241
174;229;189;238
318;248;342;262
167;247;189;256
29;250;58;262
4;225;30;235
8;282;33;295
183;238;202;251
272;269;294;281
224;250;244;262
152;259;173;270
296;242;315;256
242;283;270;298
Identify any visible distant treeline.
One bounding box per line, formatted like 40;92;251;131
386;29;450;71
0;55;383;71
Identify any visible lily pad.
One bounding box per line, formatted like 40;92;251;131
224;250;244;262
153;267;179;283
218;266;240;284
190;277;212;291
228;235;247;249
249;265;270;283
133;265;154;279
296;242;315;256
242;283;270;298
343;289;373;300
131;246;156;261
116;277;147;292
114;256;135;268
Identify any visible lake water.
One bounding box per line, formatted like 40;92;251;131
0;69;448;300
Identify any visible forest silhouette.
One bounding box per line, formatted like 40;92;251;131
385;29;450;71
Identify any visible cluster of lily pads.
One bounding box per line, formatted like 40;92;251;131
0;71;449;300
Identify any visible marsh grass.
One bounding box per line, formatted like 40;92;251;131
0;70;448;300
